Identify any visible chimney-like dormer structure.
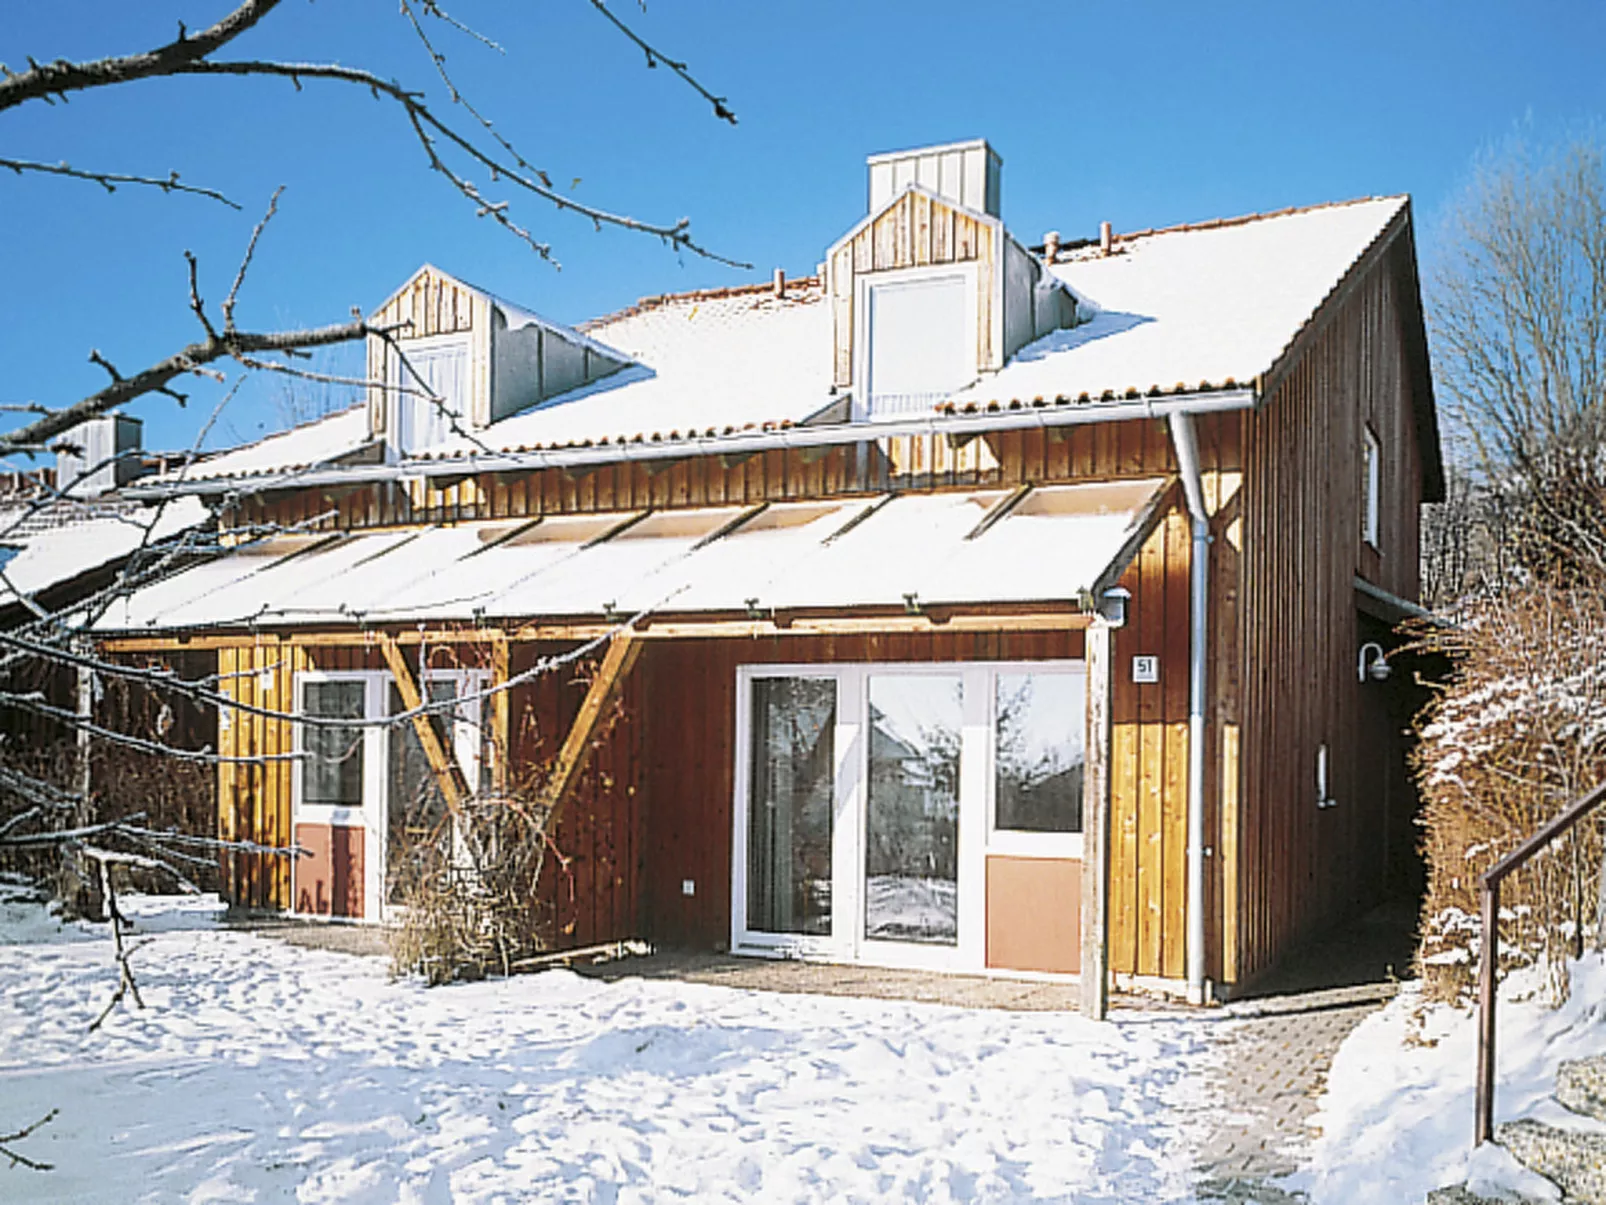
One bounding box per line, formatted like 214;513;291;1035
826;140;1079;421
867;138;1002;218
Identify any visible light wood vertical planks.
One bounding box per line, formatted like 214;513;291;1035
1080;621;1114;1017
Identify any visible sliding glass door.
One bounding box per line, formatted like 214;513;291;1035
733;660;1086;971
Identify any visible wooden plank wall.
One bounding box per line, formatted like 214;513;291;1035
829;190;998;388
1231;243;1424;985
513;643;646;948
640;629;1082;950
234;420;1179;535
217;637;313;910
211;634;646;948
1105;412;1242;982
365;266;492;437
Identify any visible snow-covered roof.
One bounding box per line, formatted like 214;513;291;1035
138;195;1415;489
0;495;209;613
945;197;1407;411
96;478;1165;631
175;405;374;484
417;279;834;459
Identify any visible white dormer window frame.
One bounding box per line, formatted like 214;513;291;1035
387;330;472;456
1362;423;1381;550
853;262;979;422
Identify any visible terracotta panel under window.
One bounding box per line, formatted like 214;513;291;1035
985;855;1079;974
293;822;364;919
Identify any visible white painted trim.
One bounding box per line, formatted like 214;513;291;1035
852;263;980;421
291;669;388;920
291;665;488;922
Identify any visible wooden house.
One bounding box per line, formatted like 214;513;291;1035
99;140;1441;1009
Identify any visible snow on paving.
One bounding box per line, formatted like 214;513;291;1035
0;889;1213;1203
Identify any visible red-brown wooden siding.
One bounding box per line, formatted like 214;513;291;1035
1230;239;1425;986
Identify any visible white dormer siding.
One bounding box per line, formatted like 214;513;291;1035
827;141;1081;420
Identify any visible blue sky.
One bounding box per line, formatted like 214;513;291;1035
3;0;1604;456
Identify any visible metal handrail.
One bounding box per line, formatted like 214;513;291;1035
1475;779;1606;1145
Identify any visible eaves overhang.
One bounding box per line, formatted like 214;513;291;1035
124;386;1258;502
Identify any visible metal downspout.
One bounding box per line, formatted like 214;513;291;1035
1168;411;1211;1005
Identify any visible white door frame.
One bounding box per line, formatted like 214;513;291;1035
291;666;488;922
731;659;1085;972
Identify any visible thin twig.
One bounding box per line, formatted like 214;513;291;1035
0;156;239;208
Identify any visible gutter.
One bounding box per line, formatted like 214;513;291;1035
1167;410;1212;1007
126;388;1258;501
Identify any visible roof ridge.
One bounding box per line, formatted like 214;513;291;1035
1070;195;1407;252
579;275;823;332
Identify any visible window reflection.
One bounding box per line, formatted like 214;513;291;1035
994;672;1084;834
865;674;961;945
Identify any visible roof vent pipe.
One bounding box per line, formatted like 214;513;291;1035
1043;230;1061;262
1100;221;1114;256
772;268;785;299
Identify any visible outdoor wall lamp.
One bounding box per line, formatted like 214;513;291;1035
1099;586;1131;628
1357;641;1391;683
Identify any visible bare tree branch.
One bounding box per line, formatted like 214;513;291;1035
169;57;748;268
0;157;239;207
583;0;737;124
0;1109;57;1172
0;0;281;113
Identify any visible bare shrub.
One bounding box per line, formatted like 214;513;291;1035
1413;584;1606;1004
386;651;627;985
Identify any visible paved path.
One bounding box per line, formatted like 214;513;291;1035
1193;991;1393;1202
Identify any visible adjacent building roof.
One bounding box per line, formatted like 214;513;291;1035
0;495;209;616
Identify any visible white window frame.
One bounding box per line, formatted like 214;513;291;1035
291;666;489;921
985;665;1088;861
388;331;471;455
1362;424;1381;550
853;263;979;421
731;659;1085;973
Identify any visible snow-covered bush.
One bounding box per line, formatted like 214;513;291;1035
1413;585;1606;1004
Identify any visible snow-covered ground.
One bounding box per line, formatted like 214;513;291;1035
1294;950;1606;1203
0;886;1214;1203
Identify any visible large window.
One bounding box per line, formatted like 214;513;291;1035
293;669;488;919
734;660;1085;969
745;676;836;936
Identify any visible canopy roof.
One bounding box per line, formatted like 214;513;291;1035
97;479;1169;634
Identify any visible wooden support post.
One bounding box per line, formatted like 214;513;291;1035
1081;619;1115;1019
377;634;468;812
489;634;510;796
536;632;642;825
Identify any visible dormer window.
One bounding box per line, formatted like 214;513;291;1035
857;267;976;420
390;335;469;454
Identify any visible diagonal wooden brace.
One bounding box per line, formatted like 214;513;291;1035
536;632;642;826
378;633;469;813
